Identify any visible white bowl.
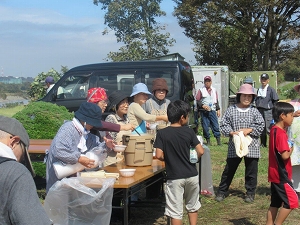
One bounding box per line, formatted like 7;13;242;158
114;145;127;152
149;123;158;130
119;168;136;177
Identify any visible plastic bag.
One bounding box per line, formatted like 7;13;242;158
44;177;115;225
85;145;108;168
199;145;215;196
53;145;108;179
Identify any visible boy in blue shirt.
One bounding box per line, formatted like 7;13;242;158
154;100;204;225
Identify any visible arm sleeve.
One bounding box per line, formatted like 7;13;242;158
153;130;163;151
105;115;118;142
195;89;201;101
271;87;279;103
131;103;156;121
220;108;234;136
249;108;265;137
191;130;200;148
52;124;81;164
276;133;290;153
97;121;121;132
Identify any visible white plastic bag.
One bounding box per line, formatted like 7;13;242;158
53;146;107;179
44;177;115;225
199;145;215;196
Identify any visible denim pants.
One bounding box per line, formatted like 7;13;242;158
200;110;220;140
217;157;259;195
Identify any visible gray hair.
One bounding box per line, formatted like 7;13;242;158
0;130;10;139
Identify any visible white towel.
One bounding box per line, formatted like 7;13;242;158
257;84;269;98
72;118;90;152
233;131;252;158
200;86;217;103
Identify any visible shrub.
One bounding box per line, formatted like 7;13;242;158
278;83;298;100
32;162;46;178
13;101;73;139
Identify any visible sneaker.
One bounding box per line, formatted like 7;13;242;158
215;193;226;202
244;194;254;203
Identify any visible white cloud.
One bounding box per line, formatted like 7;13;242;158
0;2;196;78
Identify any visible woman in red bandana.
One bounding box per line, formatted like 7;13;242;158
86;87;134;135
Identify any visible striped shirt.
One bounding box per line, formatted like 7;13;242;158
220;105;265;158
46;121;105;192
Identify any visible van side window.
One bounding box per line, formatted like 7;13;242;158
119;77;134;92
142;68;175;97
90;72;135;97
57;75;89;99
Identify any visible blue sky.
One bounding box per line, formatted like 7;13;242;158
0;0;195;78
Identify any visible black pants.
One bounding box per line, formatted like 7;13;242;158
217;157;259;195
258;108;273;146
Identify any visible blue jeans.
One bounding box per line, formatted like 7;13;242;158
200;110;220;140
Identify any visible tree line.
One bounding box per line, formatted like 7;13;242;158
93;0;300;75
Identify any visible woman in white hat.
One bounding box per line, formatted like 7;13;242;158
127;83;168;134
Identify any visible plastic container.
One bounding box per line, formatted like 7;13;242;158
190;148;198;163
122;134;154;166
119;168;136;177
53;162;85;179
114;145;127;152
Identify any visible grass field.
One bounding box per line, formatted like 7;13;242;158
0;105;26;117
110;137;300;225
3;87;300;224
35;138;300;225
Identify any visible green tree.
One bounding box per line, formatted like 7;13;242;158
277;43;300;81
94;0;175;61
28;66;68;101
173;0;300;71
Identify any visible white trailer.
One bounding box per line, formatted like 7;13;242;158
192;65;230;117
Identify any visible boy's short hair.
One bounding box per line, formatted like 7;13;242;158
167;100;190;124
272;102;294;123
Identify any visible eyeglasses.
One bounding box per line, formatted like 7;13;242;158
98;100;109;105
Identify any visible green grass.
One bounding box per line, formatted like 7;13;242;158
3;90;300;224
166;136;300;225
0;105;26;117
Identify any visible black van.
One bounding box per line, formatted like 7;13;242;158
40;60;197;130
